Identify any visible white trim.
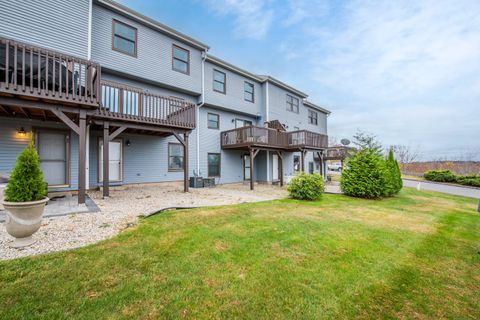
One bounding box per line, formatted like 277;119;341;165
265;81;270;122
266;151;270;182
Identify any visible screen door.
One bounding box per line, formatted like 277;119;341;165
37;131;68;186
99;139;122;182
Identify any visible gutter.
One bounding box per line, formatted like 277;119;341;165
87;0;93;59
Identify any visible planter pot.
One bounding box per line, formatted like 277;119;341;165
1;197;49;248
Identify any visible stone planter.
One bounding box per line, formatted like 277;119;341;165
1;197;49;248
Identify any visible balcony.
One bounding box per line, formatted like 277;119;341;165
0;37;100;107
0;37;196;130
221;126;328;150
97;80;196;129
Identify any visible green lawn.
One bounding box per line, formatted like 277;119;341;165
1;189;479;319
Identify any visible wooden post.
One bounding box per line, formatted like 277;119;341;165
250;148;255;190
103;121;109;198
78;110;87;204
300;149;305;172
277;151;284;187
183;132;189;193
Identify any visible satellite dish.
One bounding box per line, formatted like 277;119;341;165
341;138;351;146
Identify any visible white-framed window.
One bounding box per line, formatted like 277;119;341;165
308;110;318;125
213;69;226;94
244;81;254;102
168;143;184;171
286;94;299;113
172;44;190;74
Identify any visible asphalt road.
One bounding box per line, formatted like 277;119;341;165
403;179;480;199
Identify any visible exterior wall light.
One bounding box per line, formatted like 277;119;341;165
18;127;27;137
126;140;131;146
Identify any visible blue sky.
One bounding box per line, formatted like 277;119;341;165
120;0;480;160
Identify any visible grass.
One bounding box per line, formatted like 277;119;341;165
1;189;479;319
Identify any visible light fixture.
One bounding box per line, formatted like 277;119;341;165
18;127;26;137
126;140;131;146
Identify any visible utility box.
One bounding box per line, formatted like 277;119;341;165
189;177;204;188
203;178;215;188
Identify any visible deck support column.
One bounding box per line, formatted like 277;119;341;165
103;121;110;198
183;132;189;193
78;110;87;204
276;151;284;187
300;149;307;172
249;148;260;190
250;148;255;190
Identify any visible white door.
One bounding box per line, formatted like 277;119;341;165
99;140;122;182
244;155;251;180
272;154;279;181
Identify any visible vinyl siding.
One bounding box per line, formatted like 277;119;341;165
91;4;203;95
204;61;263;117
88;131;194;186
0;0;90;58
267;83;328;134
196;106;256;184
0;117;79;191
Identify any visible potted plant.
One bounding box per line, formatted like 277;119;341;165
1;140;48;247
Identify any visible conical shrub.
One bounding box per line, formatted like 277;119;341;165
4;140;47;202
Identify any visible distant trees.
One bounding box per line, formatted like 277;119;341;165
392;145;420;164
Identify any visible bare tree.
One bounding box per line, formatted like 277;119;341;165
328;135;339;147
392;145;420;164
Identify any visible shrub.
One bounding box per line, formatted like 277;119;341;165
456;175;480;187
384;149;402;196
424;170;457;183
4;140;47;202
288;172;325;200
340;149;388;199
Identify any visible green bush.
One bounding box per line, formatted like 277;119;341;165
456;175;480;187
384;149;402;196
423;170;457;183
340;149;388;199
4;140;47;202
288;172;325;200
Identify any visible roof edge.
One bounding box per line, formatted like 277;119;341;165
304;100;331;114
96;0;210;51
259;76;308;98
206;55;263;82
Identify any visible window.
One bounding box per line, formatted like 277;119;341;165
213;69;226;94
309;162;314;174
244;81;254;102
172;44;190;74
208;113;219;129
286;94;299;113
293;155;300;172
112;19;137;57
208;153;221;177
235;119;252;128
308;110;318;125
168;143;184;171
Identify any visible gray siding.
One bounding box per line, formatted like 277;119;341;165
0;0;90;58
88;131;194;186
267;83;328;134
196;106;256;184
91;4;203;95
204;61;263;117
0;117;79;191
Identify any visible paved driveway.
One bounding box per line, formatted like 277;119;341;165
403;179;480;199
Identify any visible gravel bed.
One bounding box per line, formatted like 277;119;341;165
0;183;287;260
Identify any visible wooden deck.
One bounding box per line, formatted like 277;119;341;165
221;126;328;151
0;36;196;130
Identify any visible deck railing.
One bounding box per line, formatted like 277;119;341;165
0;37;100;107
98;80;196;128
221;126;328;150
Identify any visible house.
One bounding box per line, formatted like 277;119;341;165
0;0;330;204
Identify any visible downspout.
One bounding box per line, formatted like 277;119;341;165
87;0;93;60
196;50;208;175
265;80;270;182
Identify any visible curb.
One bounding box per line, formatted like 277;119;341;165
403;178;480;191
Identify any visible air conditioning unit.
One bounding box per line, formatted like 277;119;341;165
189;177;204;188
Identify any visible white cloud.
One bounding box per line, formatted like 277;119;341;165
202;0;274;39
